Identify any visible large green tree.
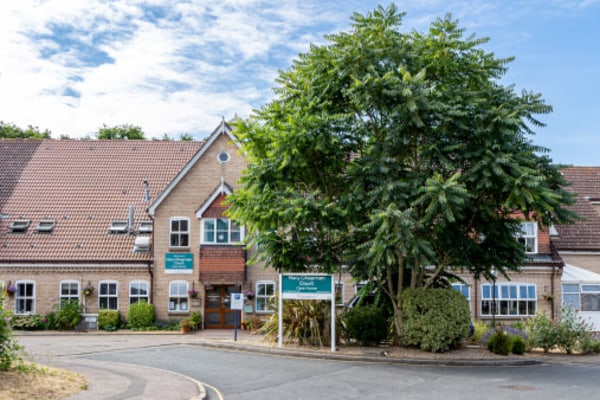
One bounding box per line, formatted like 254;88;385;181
0;121;51;138
228;5;575;339
97;123;146;140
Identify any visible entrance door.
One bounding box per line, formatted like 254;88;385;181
204;285;240;329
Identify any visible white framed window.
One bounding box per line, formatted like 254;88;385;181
60;280;80;305
451;283;471;300
129;280;149;305
518;222;537;254
481;283;536;317
99;281;118;310
562;284;580;310
256;281;275;313
169;281;189;312
14;280;35;314
170;217;190;248
202;218;243;244
563;284;600;312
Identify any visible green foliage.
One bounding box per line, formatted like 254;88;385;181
0;293;23;370
556;306;594;354
153;319;181;331
511;335;527;355
486;330;512;355
228;4;576;342
525;312;559;352
258;298;332;346
180;318;193;329
400;288;470;352
0;121;51;139
53;301;83;330
343;304;389;346
127;300;155;329
10;315;47;330
190;312;203;330
97;123;145;140
98;310;121;331
469;319;489;343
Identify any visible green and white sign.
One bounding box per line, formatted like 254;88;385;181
278;273;336;352
281;274;333;300
165;253;193;274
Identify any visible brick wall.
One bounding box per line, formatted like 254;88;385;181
0;265;150;317
152;133;247;320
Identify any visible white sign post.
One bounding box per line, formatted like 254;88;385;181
231;293;244;341
278;273;336;352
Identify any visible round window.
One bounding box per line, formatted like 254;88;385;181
217;151;230;164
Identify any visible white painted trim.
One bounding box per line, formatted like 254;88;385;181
196;182;233;218
148;120;239;217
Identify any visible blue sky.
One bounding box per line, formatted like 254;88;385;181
0;1;598;165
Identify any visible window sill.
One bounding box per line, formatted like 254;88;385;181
200;243;243;246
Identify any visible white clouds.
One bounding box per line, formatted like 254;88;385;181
0;0;598;166
1;0;342;138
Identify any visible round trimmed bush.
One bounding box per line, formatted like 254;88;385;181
127;300;155;329
343;304;389;346
511;335;527;355
486;330;511;355
98;309;121;331
400;288;470;352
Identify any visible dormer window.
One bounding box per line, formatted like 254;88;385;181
109;221;128;234
8;219;31;233
138;221;153;234
133;236;151;253
35;220;56;233
518;222;537;254
202;218;243;244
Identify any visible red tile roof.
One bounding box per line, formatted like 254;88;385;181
0;139;204;263
555;167;600;251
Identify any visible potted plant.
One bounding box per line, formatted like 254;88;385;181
6;283;16;297
190;311;203;330
180;318;193;334
83;284;94;297
245;290;255;301
188;288;199;298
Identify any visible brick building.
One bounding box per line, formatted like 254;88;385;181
0;120;583;329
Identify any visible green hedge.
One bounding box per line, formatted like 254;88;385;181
343;304;389;346
127;301;155;329
98;310;121;331
400;288;470;352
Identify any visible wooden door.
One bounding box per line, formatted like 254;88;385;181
204;285;240;328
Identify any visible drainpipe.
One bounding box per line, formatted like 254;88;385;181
473;277;478;320
550;264;556;321
148;213;154;305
